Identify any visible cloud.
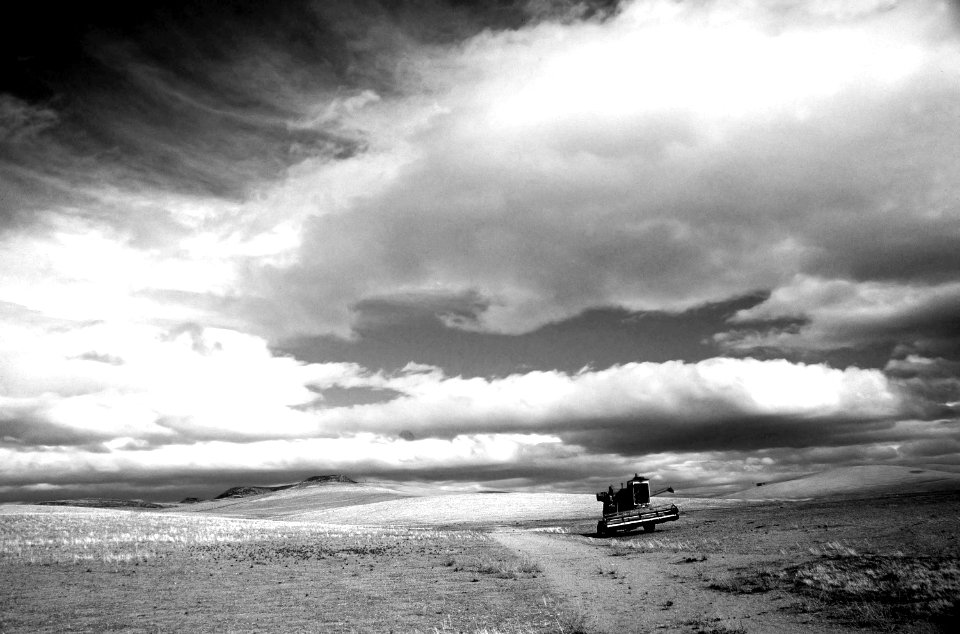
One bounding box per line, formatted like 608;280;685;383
5;1;959;346
317;357;909;454
2;1;960;499
717;275;960;356
0;321;375;447
242;0;960;339
3;319;938;493
0;95;58;144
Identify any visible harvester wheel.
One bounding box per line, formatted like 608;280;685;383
597;521;606;537
642;523;656;533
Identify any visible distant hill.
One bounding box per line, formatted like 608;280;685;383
726;465;960;500
214;474;358;499
295;475;357;486
276;492;735;526
34;498;166;509
176;475;404;519
172;471;742;523
215;485;292;499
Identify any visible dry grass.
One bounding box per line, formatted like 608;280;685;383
681;617;748;634
602;535;723;556
0;508;566;633
540;596;590;634
292;492;599;526
707;565;780;594
0;507;470;566
175;482;411;519
785;552;960;628
592;561;624;579
701;538;960;630
424;598;587;634
447;549;542;579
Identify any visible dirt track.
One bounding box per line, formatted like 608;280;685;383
492;529;847;634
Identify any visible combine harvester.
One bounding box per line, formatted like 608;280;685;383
595;474;679;536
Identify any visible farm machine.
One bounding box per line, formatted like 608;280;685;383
595;474;679;536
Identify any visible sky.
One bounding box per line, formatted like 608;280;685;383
2;0;959;502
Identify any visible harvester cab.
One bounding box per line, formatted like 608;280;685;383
595;473;679;536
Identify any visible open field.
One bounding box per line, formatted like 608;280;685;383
172;483;414;520
0;507;568;633
166;479;741;526
2;468;959;632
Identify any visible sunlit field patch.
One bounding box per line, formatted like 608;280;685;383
0;507;474;566
0;507;566;633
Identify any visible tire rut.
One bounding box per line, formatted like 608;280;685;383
491;530;847;634
492;531;666;633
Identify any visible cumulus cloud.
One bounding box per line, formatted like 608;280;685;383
0;320;907;449
5;318;949;498
242;0;960;339
329;357;919;459
0;321;373;448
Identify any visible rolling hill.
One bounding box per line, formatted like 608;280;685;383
165;473;736;525
170;476;409;519
726;465;960;500
161;465;960;525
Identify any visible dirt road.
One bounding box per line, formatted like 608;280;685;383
492;530;845;634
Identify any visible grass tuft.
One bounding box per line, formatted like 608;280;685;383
682;617;748;634
449;553;542;579
604;536;723;557
542;596;590;634
707;565;780;594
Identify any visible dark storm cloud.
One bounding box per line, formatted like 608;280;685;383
883;355;960;419
899;436;960;459
0;0;614;220
558;414;898;456
816;221;960;285
318;395;907;457
0;1;366;214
